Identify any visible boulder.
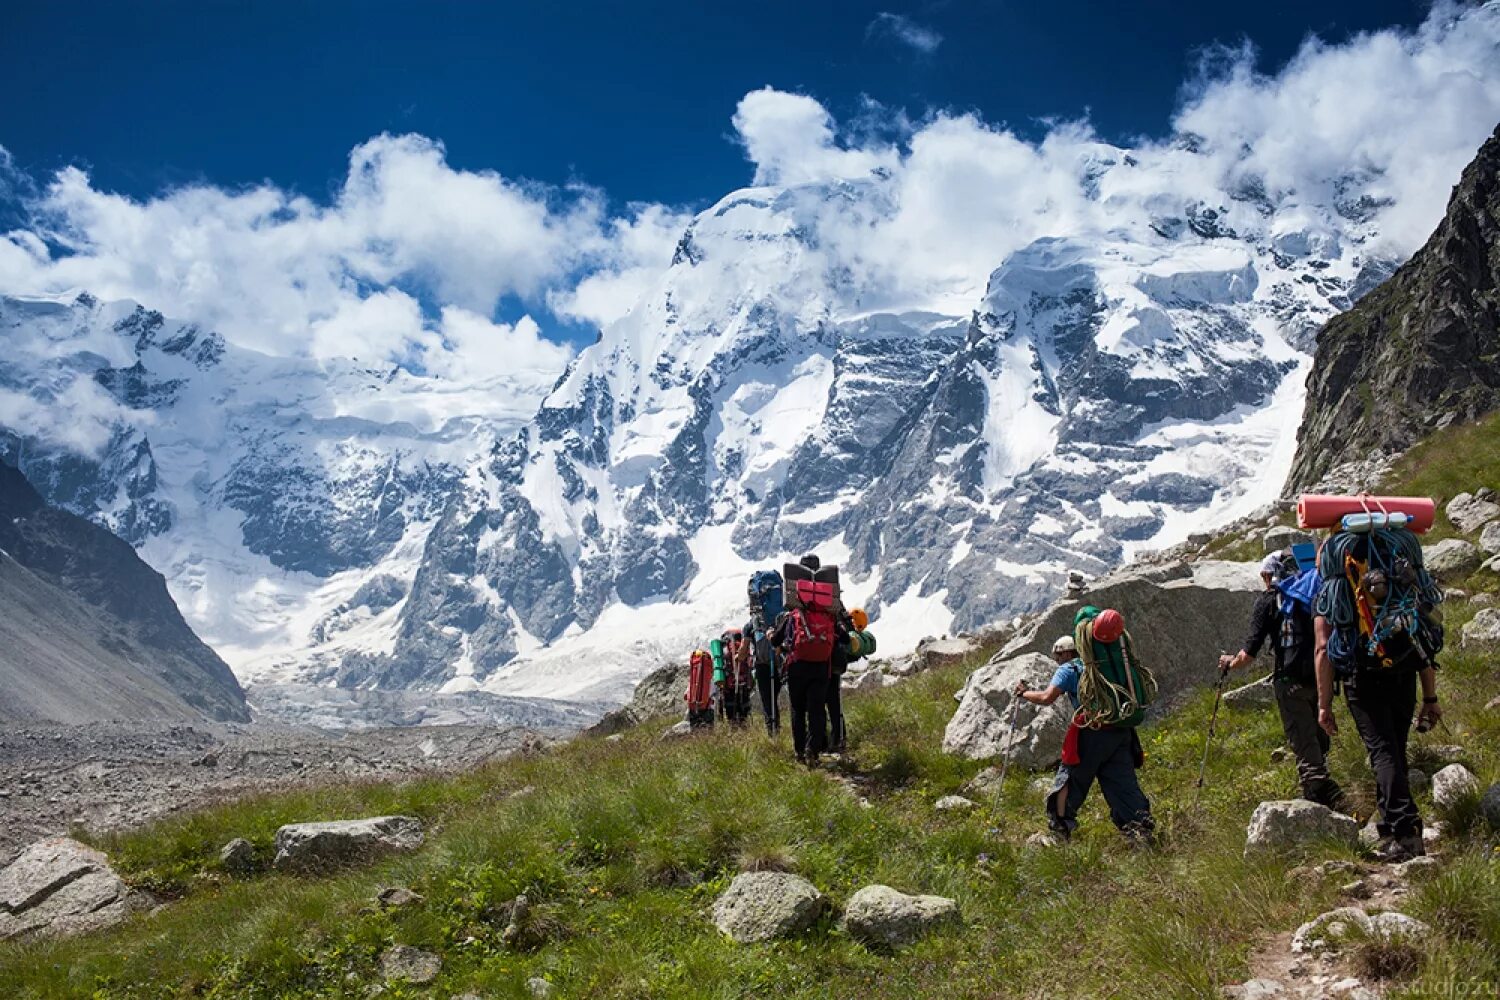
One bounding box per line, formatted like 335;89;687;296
1245;800;1360;855
1424;539;1482;580
934;795;977;813
711;872;825;943
1461;608;1500;648
1291;907;1428;955
380;944;441;985
589;660;692;733
941;653;1070;766
1431;764;1480;809
1480;783;1500;831
1223;675;1276;708
377;886;424;909
963;767;1004;798
271;815;423;873
996;561;1260;707
660;720;693;740
1446;492;1500;535
1393;856;1441;882
1223;980;1286;999
0;837;151;941
1264;526;1313;553
219;837;257;875
913;636;980;672
1481;520;1500;556
841;885;959;948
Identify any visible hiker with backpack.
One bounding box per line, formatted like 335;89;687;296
1013;610;1157;846
1313;512;1445;862
747;569;787;735
686;649;716;730
771;554;840;766
715;627;752;726
1219;550;1345;810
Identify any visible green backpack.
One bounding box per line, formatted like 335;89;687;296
1073;606;1157;729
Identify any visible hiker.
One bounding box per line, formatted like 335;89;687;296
824;604;853;754
1314;521;1444;862
772;554;836;766
747;569;787;735
1014;614;1156;845
686;649;715;730
1219;551;1344;809
716;627;752;726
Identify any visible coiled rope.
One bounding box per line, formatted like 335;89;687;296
1074;620;1158;729
1314;525;1443;670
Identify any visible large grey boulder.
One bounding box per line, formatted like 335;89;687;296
1245;800;1360;855
0;837;151;940
996;561;1260;708
1481;783;1500;830
912;636;980;672
590;660;692;733
842;885;959;948
1461;608;1500;648
272;815;424;872
1264;526;1313;553
1431;764;1480;809
1424;539;1482;580
1446;492;1500;535
1480;520;1500;556
712;872;825;943
942;653;1070;766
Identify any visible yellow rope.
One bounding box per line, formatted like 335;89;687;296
1073;621;1158;728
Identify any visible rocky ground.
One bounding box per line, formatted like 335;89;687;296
0;720;556;865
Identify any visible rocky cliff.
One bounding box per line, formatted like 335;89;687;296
1288;124;1500;491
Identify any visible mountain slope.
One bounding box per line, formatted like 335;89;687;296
0;462;248;724
1287;123;1500;491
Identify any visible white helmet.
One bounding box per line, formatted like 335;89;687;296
1052;635;1077;655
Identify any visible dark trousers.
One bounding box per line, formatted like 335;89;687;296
824;674;845;751
786;660;829;760
720;683;751;725
1046;728;1153;837
755;663;781;735
1274;678;1343;808
1345;669;1422;839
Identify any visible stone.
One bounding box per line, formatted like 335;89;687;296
1484;554;1500;575
271;815;423;872
1393;856;1441;882
942;653;1070;765
1025;831;1066;848
1292;907;1370;954
934;795;977;813
377;886;425;908
1461;608;1500;647
1408;768;1430;793
841;885;960;949
1481;520;1500;555
1222;980;1285;1000
964;766;1005;797
0;837;151;941
1488;696;1500;712
1431;764;1480;809
527;978;557;999
660;720;693;740
1424;539;1483;580
711;872;825;943
1446;492;1500;535
1245;800;1360;855
1270;747;1289;763
1481;783;1500;831
1224;675;1276;708
1339;879;1372;900
1264;526;1314;553
219;837;257;875
1473;593;1497;607
380;944;441;985
913;636;980;672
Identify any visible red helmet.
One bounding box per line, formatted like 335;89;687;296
1091;608;1125;643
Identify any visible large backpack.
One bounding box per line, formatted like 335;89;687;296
1073;606;1157;729
1315;524;1444;676
787;606;836;664
686;650;715;712
1273;566;1320;685
748;570;785;628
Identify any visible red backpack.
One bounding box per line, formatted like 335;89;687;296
788;607;836;663
686;650;715;711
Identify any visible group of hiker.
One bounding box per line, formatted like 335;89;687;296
685;554;876;766
680;495;1447;863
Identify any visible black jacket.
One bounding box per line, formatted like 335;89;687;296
1244;588;1315;684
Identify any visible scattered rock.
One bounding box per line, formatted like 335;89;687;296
1424;744;1468;764
1264;526;1314;553
377;886;425;909
914;636;981;672
1245;800;1360;855
1408;768;1430;793
527;977;557;999
1461;608;1500;647
1431;764;1480;809
1339;879;1372;900
1446;492;1500;535
191;750;219;767
1025;831;1066;849
1292;908;1429;956
500;893;532;948
1481;521;1500;556
1481;783;1500;831
1224;675;1276;708
711;872;826;943
1393;856;1441;882
934;795;977;813
1269;747;1290;763
841;885;959;949
1425;538;1483;580
0;837;152;940
660;720;693;741
1313;860;1361;878
380;944;441;985
219;837;257;875
963;766;1004;798
1222;980;1285;999
942;653;1069;766
271;815;423;873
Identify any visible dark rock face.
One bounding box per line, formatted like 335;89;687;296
1288;125;1500;491
0;462;248;723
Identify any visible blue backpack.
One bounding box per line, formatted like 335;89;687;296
748;569;784;628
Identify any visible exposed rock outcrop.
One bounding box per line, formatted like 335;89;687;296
271;816;424;873
0;837;151;940
841;885;959;948
1245;800;1360;854
711;872;825;943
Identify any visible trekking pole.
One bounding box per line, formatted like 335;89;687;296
995;689;1024;791
1192;658;1231;810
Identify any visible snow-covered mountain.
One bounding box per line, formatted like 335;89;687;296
0;135;1399;712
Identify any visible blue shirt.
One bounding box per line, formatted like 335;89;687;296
1049;657;1083;709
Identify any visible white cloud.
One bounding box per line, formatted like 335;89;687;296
547;203;693;328
0;380;150;458
732;88;898;187
867;12;943;55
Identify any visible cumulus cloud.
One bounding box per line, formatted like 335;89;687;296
867;12;943;55
732;88;899;187
0;380;149;458
547;203;693;328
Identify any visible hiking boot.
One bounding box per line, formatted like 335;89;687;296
794;753;807;766
1026;831;1068;848
1372;834;1424;863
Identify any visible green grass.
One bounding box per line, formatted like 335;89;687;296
1380;409;1500;541
2;630;1496;999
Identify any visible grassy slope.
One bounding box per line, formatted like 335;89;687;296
2;424;1498;999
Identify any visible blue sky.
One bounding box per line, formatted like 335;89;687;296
2;0;1428;209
